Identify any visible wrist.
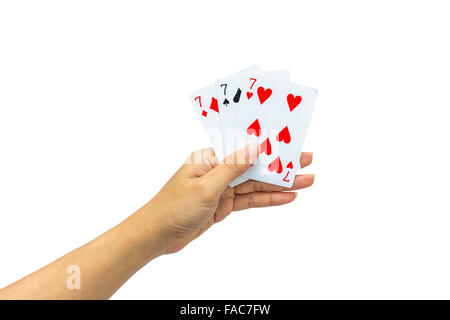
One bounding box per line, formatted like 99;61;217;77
120;201;168;260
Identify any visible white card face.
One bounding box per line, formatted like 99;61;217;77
215;70;291;187
190;86;224;160
190;66;260;162
265;69;290;80
191;68;315;188
240;72;318;187
215;70;290;159
215;76;248;158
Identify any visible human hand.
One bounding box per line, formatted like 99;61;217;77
0;144;314;300
141;144;314;254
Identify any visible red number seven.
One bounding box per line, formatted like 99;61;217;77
194;96;202;108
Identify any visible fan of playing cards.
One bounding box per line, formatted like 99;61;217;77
190;65;318;188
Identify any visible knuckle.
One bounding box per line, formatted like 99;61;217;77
224;161;241;173
253;181;265;192
247;194;257;208
204;153;218;169
268;193;274;206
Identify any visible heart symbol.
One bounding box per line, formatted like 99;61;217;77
257;86;272;105
287;94;302;111
276;126;291;144
247;119;261;137
260;138;272;156
209;97;219;113
268;156;283;174
246;91;253;99
287;161;293;169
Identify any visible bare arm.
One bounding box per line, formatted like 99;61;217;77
0;205;165;299
0;146;314;299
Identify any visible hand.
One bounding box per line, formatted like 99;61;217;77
0;144;314;299
145;144;315;254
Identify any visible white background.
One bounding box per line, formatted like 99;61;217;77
1;0;449;299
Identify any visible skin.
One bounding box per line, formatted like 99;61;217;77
0;145;314;299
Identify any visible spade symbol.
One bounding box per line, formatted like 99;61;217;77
223;98;230;106
233;88;242;103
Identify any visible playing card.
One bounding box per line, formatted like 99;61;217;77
190;85;224;159
215;70;290;187
239;72;318;187
191;67;290;187
190;66;260;162
191;67;316;188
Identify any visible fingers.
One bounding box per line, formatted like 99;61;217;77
182;148;220;178
300;152;313;168
201;143;259;196
233;151;314;194
234;173;314;195
233;192;297;211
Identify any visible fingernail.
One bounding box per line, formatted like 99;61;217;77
294;192;298;199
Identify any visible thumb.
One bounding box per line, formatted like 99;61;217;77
202;142;259;195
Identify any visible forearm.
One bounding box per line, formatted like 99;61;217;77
0;148;313;300
0;203;165;300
